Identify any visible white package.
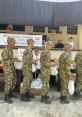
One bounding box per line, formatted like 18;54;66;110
14;62;23;70
68;80;75;95
51;66;58;76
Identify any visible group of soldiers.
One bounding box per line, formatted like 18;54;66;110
59;43;82;104
1;37;82;105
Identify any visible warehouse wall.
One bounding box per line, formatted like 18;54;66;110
0;24;82;60
0;25;80;49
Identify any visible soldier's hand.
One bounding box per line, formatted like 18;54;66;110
68;75;74;80
73;65;76;69
32;60;37;64
14;58;18;62
51;63;56;67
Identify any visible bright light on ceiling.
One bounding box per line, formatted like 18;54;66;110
37;0;81;2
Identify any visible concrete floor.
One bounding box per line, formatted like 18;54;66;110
0;89;82;117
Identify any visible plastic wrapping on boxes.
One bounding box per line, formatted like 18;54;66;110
20;78;42;95
31;78;42;89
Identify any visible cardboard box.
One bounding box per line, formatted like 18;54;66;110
30;88;41;95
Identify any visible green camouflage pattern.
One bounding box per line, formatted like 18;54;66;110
59;52;72;96
21;46;33;94
75;51;82;92
1;47;17;94
40;49;51;96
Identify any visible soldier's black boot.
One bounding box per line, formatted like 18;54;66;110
60;96;70;104
41;96;51;104
5;94;13;104
45;95;50;100
9;91;17;98
21;94;31;102
25;92;35;99
73;91;82;99
9;91;13;98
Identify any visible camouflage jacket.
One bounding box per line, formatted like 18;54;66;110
75;51;82;73
40;49;51;69
1;47;14;66
23;46;32;69
59;52;72;76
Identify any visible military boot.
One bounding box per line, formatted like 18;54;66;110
41;96;51;104
21;94;31;102
5;94;13;104
45;95;50;100
9;91;17;98
60;96;70;104
73;91;82;99
25;92;35;99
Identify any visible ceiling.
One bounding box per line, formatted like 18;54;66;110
0;0;82;27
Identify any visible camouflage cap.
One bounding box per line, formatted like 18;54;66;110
7;37;15;42
64;43;72;49
27;38;33;43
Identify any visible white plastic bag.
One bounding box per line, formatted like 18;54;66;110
36;62;40;70
51;66;58;76
32;64;36;72
14;62;23;69
68;80;75;95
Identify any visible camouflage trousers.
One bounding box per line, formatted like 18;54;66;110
75;72;82;92
4;66;17;94
20;69;32;94
41;69;50;96
60;74;69;96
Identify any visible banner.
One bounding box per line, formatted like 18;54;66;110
0;33;42;47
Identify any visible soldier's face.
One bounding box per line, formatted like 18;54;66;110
29;40;34;48
10;41;15;48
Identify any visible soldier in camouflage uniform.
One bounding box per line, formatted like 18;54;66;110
40;41;54;104
73;51;82;99
59;43;73;104
1;37;17;104
20;39;34;102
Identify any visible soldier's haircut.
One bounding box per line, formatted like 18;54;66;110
27;39;33;43
7;37;15;43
